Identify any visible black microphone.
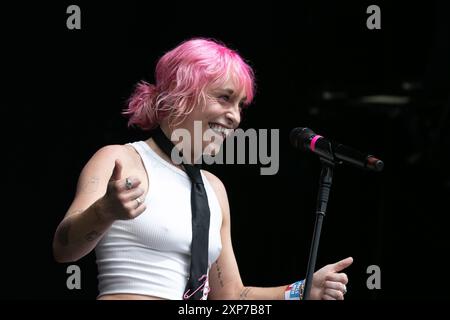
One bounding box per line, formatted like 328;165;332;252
290;127;384;172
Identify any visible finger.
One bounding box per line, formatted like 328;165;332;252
332;257;353;272
326;272;349;284
324;280;346;292
113;177;142;193
324;288;344;300
110;159;123;181
125;197;144;211
123;196;145;211
322;294;336;300
122;187;145;201
129;203;147;218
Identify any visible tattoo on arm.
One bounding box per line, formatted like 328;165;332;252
239;287;251;300
81;176;99;194
85;231;101;242
215;261;224;288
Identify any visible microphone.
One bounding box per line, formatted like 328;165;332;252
290;127;384;172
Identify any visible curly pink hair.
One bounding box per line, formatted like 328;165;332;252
123;38;255;130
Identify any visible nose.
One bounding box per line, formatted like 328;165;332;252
225;103;241;128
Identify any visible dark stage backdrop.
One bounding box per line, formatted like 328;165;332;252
2;0;449;300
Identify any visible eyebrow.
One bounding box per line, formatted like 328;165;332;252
219;88;247;102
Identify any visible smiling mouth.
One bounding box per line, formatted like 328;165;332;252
208;123;233;139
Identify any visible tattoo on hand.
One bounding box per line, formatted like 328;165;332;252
239;287;251;300
82;176;99;194
85;231;101;242
215;261;224;288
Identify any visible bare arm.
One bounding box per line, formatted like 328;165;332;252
211;258;287;300
204;172;352;300
53;200;113;263
203;172;285;299
53;145;146;263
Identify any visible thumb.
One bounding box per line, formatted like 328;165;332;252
110;159;123;181
332;257;354;272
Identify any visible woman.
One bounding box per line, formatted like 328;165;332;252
53;38;352;300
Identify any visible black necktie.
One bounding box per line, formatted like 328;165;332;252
152;127;211;300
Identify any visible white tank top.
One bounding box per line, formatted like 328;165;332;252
95;141;223;300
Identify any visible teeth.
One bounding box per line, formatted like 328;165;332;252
209;123;233;137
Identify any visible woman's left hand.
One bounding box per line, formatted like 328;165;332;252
310;257;353;300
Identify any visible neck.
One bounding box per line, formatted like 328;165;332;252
145;137;186;170
159;123;202;165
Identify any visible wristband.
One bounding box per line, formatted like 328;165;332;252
285;279;305;300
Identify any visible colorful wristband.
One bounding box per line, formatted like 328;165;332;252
285;280;305;300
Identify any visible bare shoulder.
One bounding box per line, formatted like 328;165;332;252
201;170;230;216
92;144;133;162
86;144;140;169
63;144;136;219
76;144;139;192
202;170;226;196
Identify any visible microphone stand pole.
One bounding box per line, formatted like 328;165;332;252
303;158;334;300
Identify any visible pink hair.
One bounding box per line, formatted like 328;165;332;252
123;38;255;130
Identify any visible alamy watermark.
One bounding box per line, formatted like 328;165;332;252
366;264;381;290
169;121;279;176
366;5;381;30
66;264;81;290
66;5;81;30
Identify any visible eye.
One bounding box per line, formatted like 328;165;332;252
219;95;230;102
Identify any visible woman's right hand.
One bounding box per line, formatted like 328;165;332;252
98;159;147;222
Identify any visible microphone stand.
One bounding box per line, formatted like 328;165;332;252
303;157;334;300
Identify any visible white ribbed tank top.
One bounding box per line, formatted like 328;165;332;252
95;141;223;299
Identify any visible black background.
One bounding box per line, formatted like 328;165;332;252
1;0;449;301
